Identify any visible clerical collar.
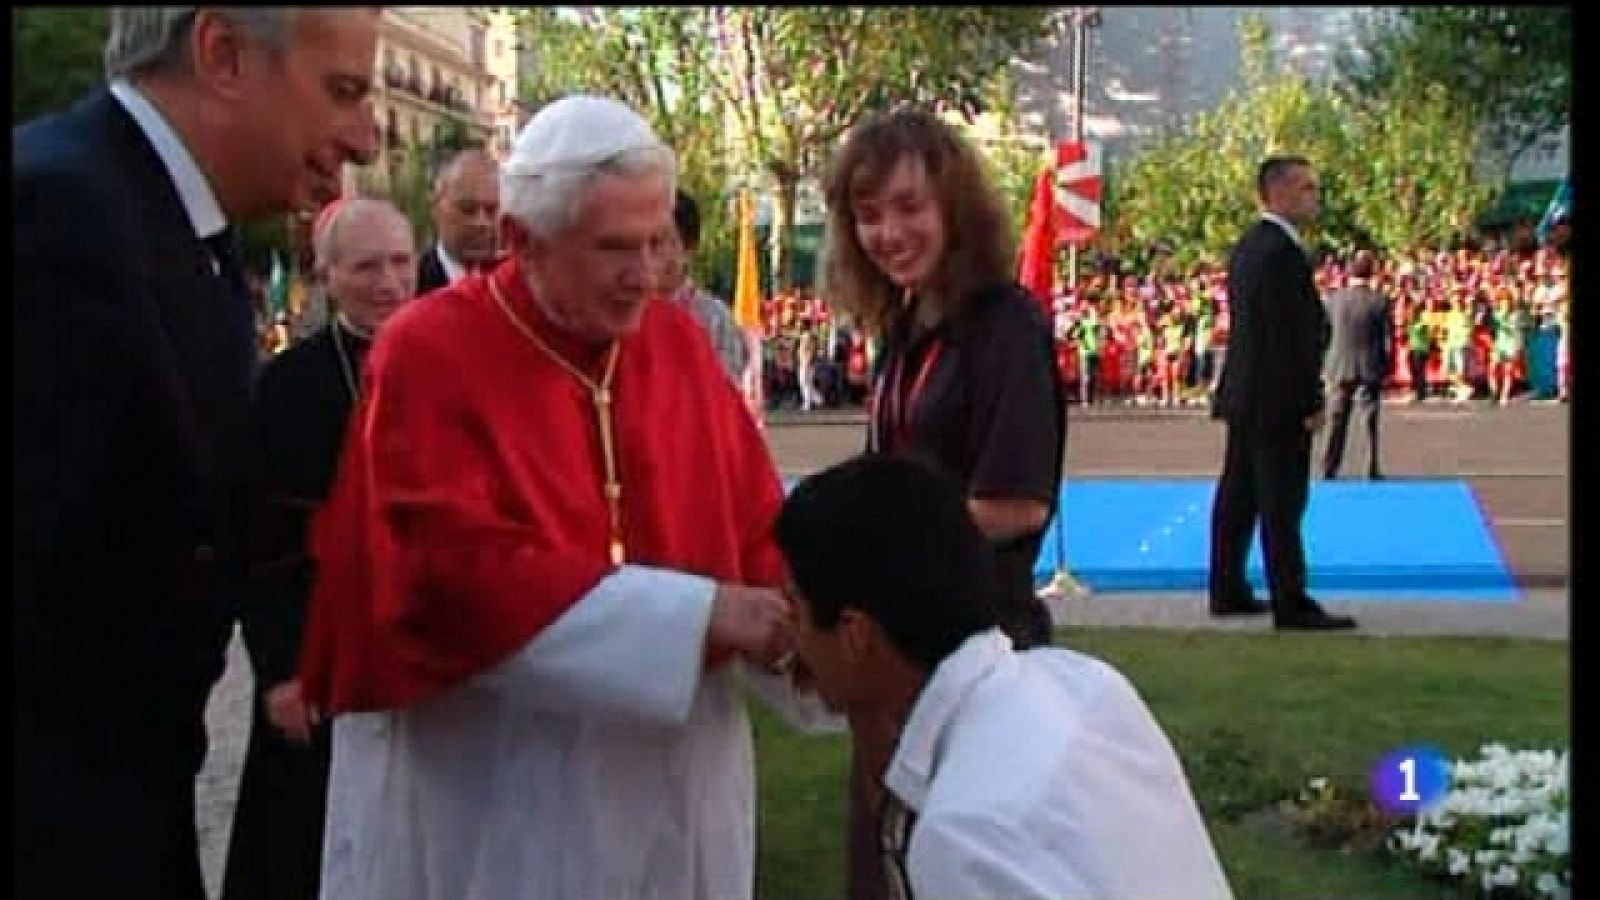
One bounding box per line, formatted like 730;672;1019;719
1261;211;1305;252
109;79;227;243
336;312;374;342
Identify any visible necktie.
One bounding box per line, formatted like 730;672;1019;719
205;228;262;373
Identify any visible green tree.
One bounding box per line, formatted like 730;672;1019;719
1336;7;1571;182
698;7;1053;290
516;8;736;290
1107;13;1490;269
13;7;109;123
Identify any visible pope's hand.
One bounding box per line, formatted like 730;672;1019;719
706;584;793;669
265;680;318;745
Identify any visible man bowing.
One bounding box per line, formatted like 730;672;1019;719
299;95;811;900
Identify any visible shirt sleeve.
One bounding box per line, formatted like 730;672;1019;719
964;296;1064;506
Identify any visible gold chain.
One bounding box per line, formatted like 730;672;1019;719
331;319;361;402
489;277;627;566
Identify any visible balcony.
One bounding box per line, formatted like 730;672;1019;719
379;67;492;133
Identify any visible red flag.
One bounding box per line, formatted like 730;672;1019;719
1017;167;1059;320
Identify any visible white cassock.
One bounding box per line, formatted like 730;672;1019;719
320;566;840;900
884;630;1234;900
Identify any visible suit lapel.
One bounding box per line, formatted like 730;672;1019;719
93;93;253;504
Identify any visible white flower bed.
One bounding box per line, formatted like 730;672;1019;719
1389;744;1569;898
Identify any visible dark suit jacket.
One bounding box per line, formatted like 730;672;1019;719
1214;219;1329;434
14;90;255;887
1321;282;1392;384
416;242;450;296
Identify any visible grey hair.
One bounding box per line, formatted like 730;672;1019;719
501;144;677;240
314;196;413;271
104;7;300;80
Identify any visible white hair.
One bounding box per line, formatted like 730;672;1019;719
104;8;301;79
500;144;677;240
313;196;413;271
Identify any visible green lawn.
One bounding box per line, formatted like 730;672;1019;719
751;629;1568;899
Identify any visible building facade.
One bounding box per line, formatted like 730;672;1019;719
348;6;521;194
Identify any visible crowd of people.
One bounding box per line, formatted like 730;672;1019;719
1047;241;1570;408
744;241;1571;413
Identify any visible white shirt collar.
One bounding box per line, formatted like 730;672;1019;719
1261;211;1305;252
436;242;468;283
109;79;227;241
883;628;1014;813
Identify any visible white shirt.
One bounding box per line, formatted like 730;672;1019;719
436;242;469;283
1261;211;1306;253
109;79;227;245
884;630;1234;900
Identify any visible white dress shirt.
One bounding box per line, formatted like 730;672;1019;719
109;78;227;247
884;630;1234;900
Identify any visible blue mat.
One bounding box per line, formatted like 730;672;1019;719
1032;480;1519;601
780;476;1519;601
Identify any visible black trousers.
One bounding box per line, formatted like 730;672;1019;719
1322;380;1383;478
1209;422;1314;613
15;729;208;900
1410;350;1431;401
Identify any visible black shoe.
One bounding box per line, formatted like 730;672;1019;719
1369;471;1386;481
1210;595;1270;617
1275;604;1357;631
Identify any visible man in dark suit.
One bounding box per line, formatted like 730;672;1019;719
1320;249;1392;480
1209;155;1356;631
416;146;500;295
13;9;378;897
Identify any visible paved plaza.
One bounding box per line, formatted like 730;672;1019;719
196;401;1569;895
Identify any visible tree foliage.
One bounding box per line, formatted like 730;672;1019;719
1335;7;1571;180
1108;14;1490;271
516;7;1055;291
13;7;109;123
516;8;737;290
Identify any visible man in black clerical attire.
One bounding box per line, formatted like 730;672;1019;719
224;197;418;899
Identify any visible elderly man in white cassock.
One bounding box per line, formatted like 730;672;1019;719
298;95;836;900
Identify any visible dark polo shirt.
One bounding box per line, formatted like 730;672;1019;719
869;281;1066;645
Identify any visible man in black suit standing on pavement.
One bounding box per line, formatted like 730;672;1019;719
14;9;379;897
1209;155;1356;631
1320;248;1392;480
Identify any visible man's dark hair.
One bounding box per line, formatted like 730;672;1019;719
673;190;701;250
1349;248;1377;279
773;454;1000;671
1257;154;1311;200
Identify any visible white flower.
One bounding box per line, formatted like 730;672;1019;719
1446;847;1471;876
1308;777;1328;792
1536;871;1562;895
1417;834;1441;861
1491;863;1519;887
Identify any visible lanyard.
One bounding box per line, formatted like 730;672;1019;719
870;337;943;454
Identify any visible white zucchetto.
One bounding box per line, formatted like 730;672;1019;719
506;95;666;176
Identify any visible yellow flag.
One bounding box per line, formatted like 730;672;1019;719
732;189;762;331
